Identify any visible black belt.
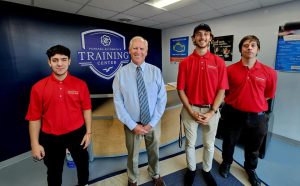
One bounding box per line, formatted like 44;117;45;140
191;104;211;108
246;111;265;116
225;104;265;116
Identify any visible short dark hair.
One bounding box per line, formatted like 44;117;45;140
192;23;213;38
46;45;71;59
239;35;260;53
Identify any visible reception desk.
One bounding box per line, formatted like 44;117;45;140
90;85;182;160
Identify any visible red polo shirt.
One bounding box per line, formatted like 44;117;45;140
26;73;91;135
225;60;277;112
177;50;228;104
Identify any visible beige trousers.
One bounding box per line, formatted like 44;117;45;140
181;106;220;172
124;122;161;183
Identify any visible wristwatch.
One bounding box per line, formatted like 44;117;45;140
210;107;218;114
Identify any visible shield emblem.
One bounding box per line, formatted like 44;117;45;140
77;29;130;79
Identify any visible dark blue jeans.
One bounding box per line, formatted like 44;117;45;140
40;125;89;186
221;104;268;170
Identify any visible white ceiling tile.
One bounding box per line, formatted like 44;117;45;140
161;0;199;11
132;18;159;27
34;0;83;14
3;0;299;30
2;0;31;5
66;0;90;5
148;12;182;23
152;17;195;29
78;5;118;19
258;0;293;6
200;0;250;9
171;17;195;25
188;10;224;22
169;1;214;17
89;0;139;12
152;21;181;29
124;4;165;18
218;0;261;15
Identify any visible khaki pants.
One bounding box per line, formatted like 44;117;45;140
181;106;220;172
124;122;161;183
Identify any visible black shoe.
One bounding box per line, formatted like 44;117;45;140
246;169;261;186
219;162;231;178
184;169;196;186
202;170;217;186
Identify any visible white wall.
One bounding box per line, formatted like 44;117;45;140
162;1;300;142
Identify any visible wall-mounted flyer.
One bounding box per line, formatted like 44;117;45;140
210;35;233;62
275;22;300;72
170;36;189;63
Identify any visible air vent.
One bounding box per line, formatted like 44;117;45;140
118;18;132;23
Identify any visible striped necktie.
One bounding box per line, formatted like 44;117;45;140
136;66;151;125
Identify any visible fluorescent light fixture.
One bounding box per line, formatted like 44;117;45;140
146;0;181;9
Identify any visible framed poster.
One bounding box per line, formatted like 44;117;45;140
170;36;188;63
210;35;234;62
275;22;300;72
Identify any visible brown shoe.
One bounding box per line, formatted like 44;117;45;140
153;176;166;186
128;181;137;186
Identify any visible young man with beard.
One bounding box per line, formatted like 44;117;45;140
219;35;277;186
177;24;228;186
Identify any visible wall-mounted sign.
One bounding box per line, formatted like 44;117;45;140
77;29;130;79
170;36;189;63
275;22;300;72
210;35;233;62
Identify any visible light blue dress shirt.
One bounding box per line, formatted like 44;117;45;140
113;61;167;130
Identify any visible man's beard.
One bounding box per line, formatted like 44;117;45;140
193;40;209;48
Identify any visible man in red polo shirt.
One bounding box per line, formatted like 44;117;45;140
177;23;228;186
26;45;92;186
218;35;277;186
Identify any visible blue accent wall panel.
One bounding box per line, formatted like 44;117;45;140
0;1;162;162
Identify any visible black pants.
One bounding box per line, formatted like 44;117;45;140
221;104;268;170
40;125;89;186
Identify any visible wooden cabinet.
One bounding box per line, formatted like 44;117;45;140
89;85;182;160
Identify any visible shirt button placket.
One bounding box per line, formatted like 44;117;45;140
200;57;205;70
59;81;63;99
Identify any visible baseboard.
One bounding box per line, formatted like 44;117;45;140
273;133;300;147
0;151;31;170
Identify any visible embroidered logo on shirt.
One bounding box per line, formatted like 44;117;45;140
68;90;79;95
207;65;217;69
255;76;266;82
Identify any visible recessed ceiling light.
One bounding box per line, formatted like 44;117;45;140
146;0;181;9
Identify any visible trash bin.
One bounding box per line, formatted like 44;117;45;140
66;149;76;168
